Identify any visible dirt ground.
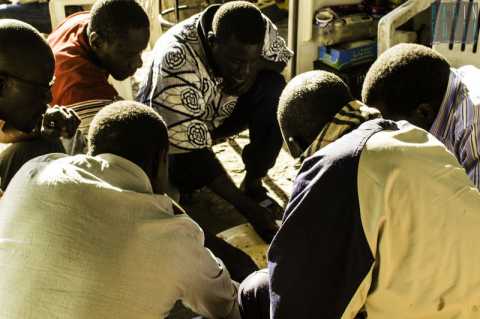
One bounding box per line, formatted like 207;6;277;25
164;133;299;319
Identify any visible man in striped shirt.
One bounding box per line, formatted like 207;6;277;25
362;43;480;187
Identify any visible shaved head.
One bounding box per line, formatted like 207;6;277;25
278;70;352;155
0;19;54;78
362;43;450;129
0;20;55;132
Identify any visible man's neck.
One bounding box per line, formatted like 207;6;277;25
82;27;106;72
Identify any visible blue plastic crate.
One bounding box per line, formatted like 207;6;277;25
318;40;377;70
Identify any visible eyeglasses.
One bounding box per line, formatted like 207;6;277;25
0;72;55;91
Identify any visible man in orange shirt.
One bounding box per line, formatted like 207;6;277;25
47;0;149;106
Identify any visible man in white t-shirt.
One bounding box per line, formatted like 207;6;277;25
0;101;240;319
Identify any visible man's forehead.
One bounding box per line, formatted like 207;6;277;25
0;49;54;81
221;37;262;56
117;28;149;47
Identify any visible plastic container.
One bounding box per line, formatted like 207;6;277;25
318;39;377;70
313;59;374;98
314;9;378;46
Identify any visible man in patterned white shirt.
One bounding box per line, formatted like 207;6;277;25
362;43;480;188
137;1;293;242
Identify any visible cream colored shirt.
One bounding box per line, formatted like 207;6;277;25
0;153;240;319
354;122;480;319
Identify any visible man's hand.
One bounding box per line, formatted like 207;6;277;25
243;204;279;243
41;106;81;139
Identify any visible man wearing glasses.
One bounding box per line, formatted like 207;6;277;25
0;19;80;190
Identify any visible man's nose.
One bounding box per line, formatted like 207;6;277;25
237;63;252;80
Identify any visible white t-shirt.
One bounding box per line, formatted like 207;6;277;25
0;153;240;319
357;122;480;318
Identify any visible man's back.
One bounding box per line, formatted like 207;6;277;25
358;122;480;318
0;153;238;318
269;120;480;318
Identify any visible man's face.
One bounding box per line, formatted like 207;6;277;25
94;28;149;81
211;35;262;96
0;55;54;132
284;113;333;158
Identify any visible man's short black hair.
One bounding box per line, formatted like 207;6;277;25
87;0;149;41
278;70;352;146
88;101;169;171
362;43;451;115
0;19;53;69
212;1;265;44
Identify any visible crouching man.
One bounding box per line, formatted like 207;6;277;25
0;101;240;319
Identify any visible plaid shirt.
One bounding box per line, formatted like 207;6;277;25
430;67;480;187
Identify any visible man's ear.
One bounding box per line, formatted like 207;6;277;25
0;74;8;98
207;31;217;48
88;31;104;51
286;136;306;159
149;147;169;195
414;103;437;127
158;147;168;166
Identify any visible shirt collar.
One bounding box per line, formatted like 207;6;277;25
430;68;461;135
197;4;222;77
300;100;381;161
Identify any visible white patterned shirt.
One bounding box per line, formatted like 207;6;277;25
137;5;293;153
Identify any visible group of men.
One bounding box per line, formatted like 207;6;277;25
0;0;480;318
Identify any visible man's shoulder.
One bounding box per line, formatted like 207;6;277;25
4;153;80;193
153;16;206;71
362;121;456;163
301;119;396;176
19;153;71;172
458;65;480;107
48;12;91;58
289;120;393;219
359;121;462;184
135;214;204;245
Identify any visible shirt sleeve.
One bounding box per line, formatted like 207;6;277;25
52;56;118;106
173;219;240;319
140;42;212;152
261;15;294;64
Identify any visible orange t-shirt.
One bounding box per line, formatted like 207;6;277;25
47;12;117;106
